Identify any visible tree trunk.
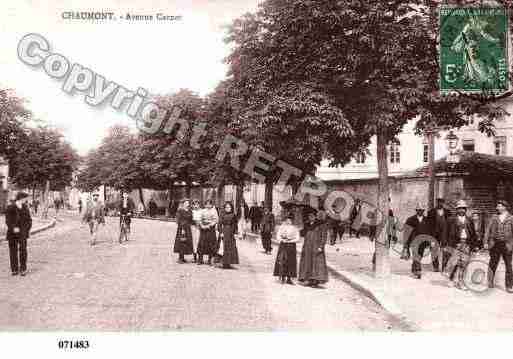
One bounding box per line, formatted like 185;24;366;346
374;128;391;279
138;188;146;211
264;178;273;210
235;180;244;215
217;182;225;208
42;180;50;219
428;131;436;210
185;180;192;198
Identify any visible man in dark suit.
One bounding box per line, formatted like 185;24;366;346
249;202;259;233
446;200;477;289
349;198;362;238
5;192;32;276
405;203;433;279
427;198;450;272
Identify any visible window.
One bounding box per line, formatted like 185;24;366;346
494;136;507;156
355;153;366;164
462;139;475;152
423;144;429;163
390;143;400;164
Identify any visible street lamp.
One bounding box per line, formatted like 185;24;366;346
445;130;460;163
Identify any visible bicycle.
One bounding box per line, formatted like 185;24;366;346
119;214;131;243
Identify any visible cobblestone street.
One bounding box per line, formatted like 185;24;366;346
0;215;402;331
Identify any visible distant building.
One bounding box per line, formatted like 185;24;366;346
317;112;513;181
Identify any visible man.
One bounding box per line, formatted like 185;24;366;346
405;203;433;279
427;198;450;271
78;198;83;214
445;200;478;289
485;200;513;292
349;198;362;238
82;192;105;246
329;203;345;245
260;206;276;254
5;192;32;276
118;191;135;242
33;199;39;215
148;198;157;218
248;202;259;233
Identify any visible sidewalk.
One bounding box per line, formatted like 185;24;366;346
246;230;513;331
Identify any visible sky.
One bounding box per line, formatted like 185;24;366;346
1;0;261;155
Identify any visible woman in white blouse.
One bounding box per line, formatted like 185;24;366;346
197;199;219;265
273;212;300;284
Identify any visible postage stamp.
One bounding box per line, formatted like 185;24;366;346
439;6;509;93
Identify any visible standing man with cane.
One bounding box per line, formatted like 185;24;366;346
5;192;32;276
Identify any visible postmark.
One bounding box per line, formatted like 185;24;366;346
440;6;509;93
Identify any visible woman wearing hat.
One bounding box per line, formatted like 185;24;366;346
173;199;194;263
298;207;329;287
5;192;32;276
273;212;299;284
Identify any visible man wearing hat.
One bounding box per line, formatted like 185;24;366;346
5;192;32;276
82;192;105;246
427;198;450;271
404;203;433;279
446;200;478;289
485;200;513;292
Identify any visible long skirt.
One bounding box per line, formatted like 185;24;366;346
191;225;200;253
197;227;217;255
222;230;239;265
273;242;297;278
173;225;193;255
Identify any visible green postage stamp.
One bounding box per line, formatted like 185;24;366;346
440;7;509;93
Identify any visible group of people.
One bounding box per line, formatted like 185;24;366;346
272;207;329;287
173;199;240;269
403;197;513;292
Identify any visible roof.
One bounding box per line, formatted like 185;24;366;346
404;151;513;178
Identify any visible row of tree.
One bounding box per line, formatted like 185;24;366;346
1;89;80;201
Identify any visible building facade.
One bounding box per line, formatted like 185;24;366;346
316;107;513;181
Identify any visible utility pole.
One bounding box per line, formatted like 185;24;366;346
426;125;439;210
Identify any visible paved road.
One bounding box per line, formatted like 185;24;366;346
0;215;404;330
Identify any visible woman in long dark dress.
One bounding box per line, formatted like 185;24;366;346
173;199;194;263
273;212;299;284
298;209;329;287
218;202;240;269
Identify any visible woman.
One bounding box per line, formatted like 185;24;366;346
218;201;240;269
273;212;299;284
173;199;194;263
197;199;219;265
298;208;329;287
191;200;203;262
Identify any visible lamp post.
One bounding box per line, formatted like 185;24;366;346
445;130;460;164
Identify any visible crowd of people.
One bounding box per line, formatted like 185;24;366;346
7;188;513;294
402;197;513;292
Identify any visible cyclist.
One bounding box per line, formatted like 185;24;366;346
118;191;135;242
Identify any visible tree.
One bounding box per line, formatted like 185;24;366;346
10;126;79;194
76;125;150;207
0;89;31;160
225;0;510;277
138;89;209;199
